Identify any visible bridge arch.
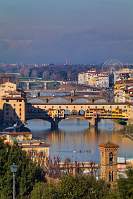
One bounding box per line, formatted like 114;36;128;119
48;97;69;104
72;98;92;104
94;99;107;103
28;98;45;104
26;118;51;131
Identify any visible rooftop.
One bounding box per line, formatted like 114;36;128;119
18;139;50;148
21;143;50;148
0;132;32;136
99;142;119;148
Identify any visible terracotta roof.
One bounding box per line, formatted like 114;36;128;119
8;132;31;136
2;97;24;100
99;142;119;148
21;143;50;148
0;132;31;135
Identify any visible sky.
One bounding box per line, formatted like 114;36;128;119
0;0;133;64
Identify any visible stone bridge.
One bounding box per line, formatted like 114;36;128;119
18;78;64;90
28;95;107;104
26;102;132;129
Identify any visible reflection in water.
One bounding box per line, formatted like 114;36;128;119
27;119;133;163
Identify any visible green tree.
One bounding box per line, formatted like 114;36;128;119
0;140;44;199
117;169;133;199
31;175;110;199
59;175;109;199
31;182;60;199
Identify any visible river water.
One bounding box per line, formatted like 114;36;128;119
26;119;133;163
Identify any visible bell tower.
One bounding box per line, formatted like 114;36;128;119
99;142;119;187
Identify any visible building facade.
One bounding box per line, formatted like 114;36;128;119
0;82;26;126
18;140;50;167
0;132;32;145
78;70;109;88
99;142;119;187
114;79;133;103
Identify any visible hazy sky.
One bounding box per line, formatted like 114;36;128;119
0;0;133;64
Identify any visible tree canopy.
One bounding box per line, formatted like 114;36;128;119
0;139;133;199
31;175;109;199
0;140;44;199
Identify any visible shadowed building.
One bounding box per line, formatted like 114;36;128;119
0;82;26;127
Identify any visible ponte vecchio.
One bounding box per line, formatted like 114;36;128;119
26;100;133;130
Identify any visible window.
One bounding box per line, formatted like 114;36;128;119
109;152;113;165
19;99;22;102
109;171;113;182
6;99;9;102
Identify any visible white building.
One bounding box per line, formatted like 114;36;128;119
113;68;133;83
78;72;88;84
78;70;109;88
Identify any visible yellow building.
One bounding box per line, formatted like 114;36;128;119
114;79;133;103
0;82;26;126
0;132;32;145
0;82;17;97
19;140;50;166
0;96;26;125
48;109;64;118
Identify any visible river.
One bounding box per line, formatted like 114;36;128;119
26;119;133;163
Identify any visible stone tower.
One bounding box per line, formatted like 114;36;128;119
99;142;119;187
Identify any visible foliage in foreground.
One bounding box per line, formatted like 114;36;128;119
31;169;133;199
0;140;133;199
31;175;109;199
117;169;133;199
0;140;44;199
